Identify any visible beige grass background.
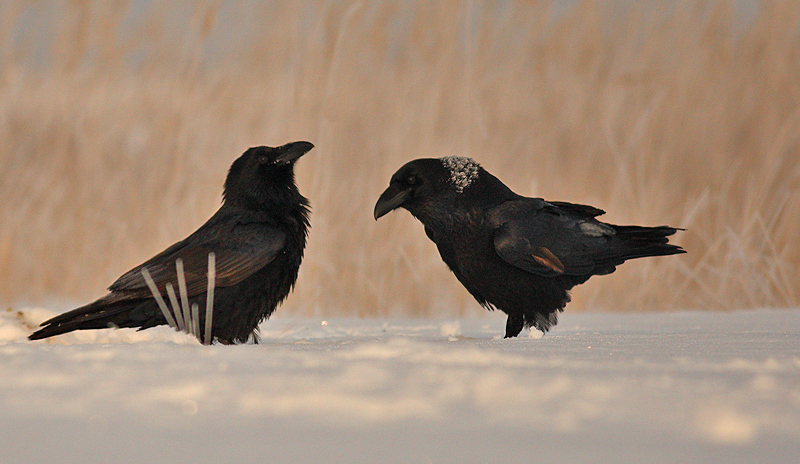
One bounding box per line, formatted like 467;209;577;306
1;1;798;318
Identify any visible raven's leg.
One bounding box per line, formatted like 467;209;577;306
504;313;524;338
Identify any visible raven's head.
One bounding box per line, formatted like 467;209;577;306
223;141;313;208
374;156;484;220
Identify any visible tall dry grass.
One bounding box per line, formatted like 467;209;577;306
1;1;798;317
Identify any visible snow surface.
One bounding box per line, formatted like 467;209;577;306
2;308;800;463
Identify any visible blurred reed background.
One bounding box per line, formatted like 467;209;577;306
1;0;798;317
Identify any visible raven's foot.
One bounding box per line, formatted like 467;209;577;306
504;313;524;338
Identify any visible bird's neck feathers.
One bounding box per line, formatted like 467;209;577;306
223;172;310;225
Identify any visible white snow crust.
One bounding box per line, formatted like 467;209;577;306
440;156;480;193
2;308;799;463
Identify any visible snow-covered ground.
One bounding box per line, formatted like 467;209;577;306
2;308;799;463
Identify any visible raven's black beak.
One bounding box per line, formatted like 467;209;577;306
374;185;412;220
274;141;314;165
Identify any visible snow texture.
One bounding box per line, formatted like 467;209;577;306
440;156;480;193
579;221;614;236
2;308;800;463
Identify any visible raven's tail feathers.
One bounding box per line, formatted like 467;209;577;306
28;298;154;340
611;225;686;260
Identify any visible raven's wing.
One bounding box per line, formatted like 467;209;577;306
109;213;286;297
489;199;615;277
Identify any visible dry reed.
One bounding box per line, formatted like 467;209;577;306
1;1;798;317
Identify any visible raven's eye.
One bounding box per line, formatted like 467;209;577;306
405;175;417;185
258;155;271;165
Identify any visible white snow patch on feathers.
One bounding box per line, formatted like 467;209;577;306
441;156;480;193
580;221;615;237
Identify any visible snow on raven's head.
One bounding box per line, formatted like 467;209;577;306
440;156;480;193
375;156;503;222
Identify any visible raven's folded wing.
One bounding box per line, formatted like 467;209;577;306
491;199;614;277
109;220;286;298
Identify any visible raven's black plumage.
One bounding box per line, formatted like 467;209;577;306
374;157;685;338
30;142;313;344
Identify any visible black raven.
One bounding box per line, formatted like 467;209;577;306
30;141;313;344
374;157;685;338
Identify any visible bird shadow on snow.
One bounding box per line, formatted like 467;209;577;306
7;305;534;345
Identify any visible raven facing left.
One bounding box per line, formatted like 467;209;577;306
375;157;685;338
30;141;313;344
